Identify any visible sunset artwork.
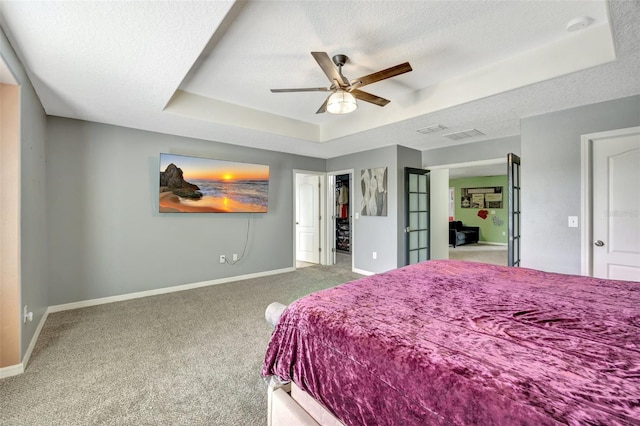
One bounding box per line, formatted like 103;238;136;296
159;153;269;213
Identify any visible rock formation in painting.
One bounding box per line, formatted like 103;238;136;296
159;163;202;199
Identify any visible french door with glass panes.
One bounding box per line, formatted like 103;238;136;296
507;153;521;267
405;168;430;265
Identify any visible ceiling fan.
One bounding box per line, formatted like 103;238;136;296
270;52;412;114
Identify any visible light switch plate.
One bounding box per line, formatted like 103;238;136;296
568;216;578;228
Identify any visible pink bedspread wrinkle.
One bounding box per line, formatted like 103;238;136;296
262;260;640;426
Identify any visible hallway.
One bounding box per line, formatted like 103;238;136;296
449;244;507;266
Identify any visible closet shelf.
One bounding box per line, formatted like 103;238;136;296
336;174;351;254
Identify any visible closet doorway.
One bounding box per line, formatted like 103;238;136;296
327;170;354;271
335;174;351;254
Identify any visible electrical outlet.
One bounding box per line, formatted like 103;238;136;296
23;306;32;323
372;251;377;260
233;253;238;261
219;255;226;264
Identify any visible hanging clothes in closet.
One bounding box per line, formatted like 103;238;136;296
338;183;349;218
336;174;351;253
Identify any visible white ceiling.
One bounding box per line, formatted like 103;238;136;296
0;0;638;160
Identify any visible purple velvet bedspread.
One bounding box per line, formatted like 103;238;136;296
262;260;640;425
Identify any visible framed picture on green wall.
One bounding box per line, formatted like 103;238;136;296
461;186;503;209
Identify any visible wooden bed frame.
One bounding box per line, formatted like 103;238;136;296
265;302;344;425
267;380;344;426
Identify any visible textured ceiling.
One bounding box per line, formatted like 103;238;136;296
0;0;638;160
181;0;609;122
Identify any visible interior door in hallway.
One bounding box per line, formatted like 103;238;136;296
593;127;640;280
296;174;320;264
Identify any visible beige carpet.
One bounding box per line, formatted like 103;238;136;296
448;243;508;266
0;254;358;426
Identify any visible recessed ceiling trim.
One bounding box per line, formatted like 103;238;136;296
165;11;616;145
426;158;506;170
163;15;618;147
165;90;321;143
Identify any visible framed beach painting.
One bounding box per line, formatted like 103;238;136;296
159;153;269;213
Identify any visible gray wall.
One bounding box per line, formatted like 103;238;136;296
422;135;520;166
1;27;49;358
520;95;640;274
46;118;325;305
328;145;398;273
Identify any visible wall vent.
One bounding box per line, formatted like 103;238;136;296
416;124;447;134
442;128;485;140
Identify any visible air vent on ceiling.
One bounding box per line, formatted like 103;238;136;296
442;128;485;141
416;124;447;134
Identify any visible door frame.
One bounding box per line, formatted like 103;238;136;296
507;153;521;267
404;168;431;265
580;126;640;276
326;169;355;271
425;158;506;258
293;170;326;267
0;75;22;373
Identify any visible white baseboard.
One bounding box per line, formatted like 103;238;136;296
48;266;295;313
352;268;374;276
0;306;49;379
477;241;508;246
0;362;23;379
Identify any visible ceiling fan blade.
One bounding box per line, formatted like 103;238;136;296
351;62;412;88
315;96;329;114
311;52;349;87
351;89;391;107
270;87;329;93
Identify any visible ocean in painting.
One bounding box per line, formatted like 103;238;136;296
183;178;269;211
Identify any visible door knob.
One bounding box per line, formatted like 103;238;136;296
594;240;605;247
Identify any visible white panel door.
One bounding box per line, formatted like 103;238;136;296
296;174;320;264
593;128;640;281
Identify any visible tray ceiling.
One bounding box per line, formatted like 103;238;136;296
0;0;638;158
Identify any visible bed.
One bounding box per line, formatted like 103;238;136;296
262;260;640;425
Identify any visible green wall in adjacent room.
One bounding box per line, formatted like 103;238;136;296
450;175;508;244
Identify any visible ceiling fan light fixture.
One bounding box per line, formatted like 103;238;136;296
327;90;358;114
